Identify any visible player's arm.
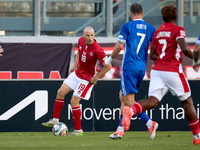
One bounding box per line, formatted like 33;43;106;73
177;38;193;59
104;41;124;66
69;51;79;74
150;45;158;61
192;44;200;72
0;46;3;57
90;63;112;84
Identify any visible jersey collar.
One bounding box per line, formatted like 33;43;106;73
133;19;144;21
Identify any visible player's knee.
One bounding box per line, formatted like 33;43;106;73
57;88;65;97
119;91;122;101
183;96;194;106
70;99;79;107
149;96;159;109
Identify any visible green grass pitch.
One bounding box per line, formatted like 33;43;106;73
0;131;199;150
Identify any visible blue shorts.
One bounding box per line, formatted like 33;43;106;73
121;70;145;96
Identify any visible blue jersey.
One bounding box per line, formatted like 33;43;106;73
196;35;200;45
118;19;156;71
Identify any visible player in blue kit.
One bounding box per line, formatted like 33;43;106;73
105;3;158;140
193;35;200;72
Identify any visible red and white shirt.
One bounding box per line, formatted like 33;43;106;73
75;37;107;81
151;23;186;72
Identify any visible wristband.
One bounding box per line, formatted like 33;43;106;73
104;56;113;65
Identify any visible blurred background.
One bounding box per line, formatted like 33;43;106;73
0;0;200;132
0;0;199;37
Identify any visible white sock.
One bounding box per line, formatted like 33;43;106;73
146;120;152;128
130;108;134;116
75;129;83;132
117;126;124;132
193;133;200;140
53;118;59;122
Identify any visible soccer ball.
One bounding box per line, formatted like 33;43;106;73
52;122;68;136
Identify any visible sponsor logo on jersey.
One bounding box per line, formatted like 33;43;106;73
180;30;186;37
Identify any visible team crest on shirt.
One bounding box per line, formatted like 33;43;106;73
79;46;82;50
90;52;94;56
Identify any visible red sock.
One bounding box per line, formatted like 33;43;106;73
72;106;82;130
53;99;64;119
131;102;143;115
189;118;200;135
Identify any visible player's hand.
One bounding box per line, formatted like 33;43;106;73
104;63;110;69
90;77;98;85
0;46;4;57
193;64;200;72
68;66;76;75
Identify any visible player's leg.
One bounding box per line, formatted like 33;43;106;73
121;70;159;139
181;97;200;144
69;95;83;136
53;83;71;120
109;91;125;139
133;70;158;136
41;83;71;127
168;71;200;144
70;79;94;136
122;95;159;139
42;72;77;127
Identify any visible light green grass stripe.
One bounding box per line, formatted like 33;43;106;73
0;131;199;150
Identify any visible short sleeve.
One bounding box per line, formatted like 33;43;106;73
118;23;128;44
175;27;186;40
196;35;200;45
96;48;107;65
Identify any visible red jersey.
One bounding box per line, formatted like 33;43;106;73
151;23;186;72
75;37;107;81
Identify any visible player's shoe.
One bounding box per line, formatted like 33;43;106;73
193;137;200;145
69;129;84;136
41;119;58;127
109;130;124;140
148;121;159;140
122;106;132;131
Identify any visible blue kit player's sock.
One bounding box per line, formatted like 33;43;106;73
119;115;123;126
138;112;152;128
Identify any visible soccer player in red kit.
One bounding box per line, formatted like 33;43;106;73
122;6;200;145
42;26;111;136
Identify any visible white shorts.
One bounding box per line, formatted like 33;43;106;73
148;70;191;101
63;72;94;100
